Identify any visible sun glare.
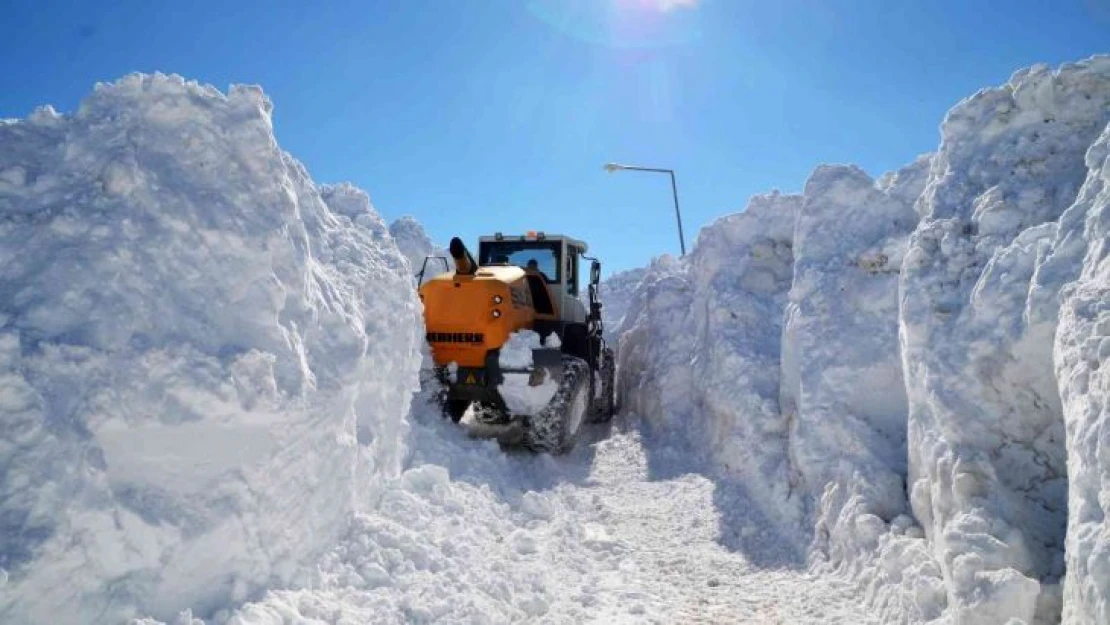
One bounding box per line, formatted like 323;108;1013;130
525;0;701;49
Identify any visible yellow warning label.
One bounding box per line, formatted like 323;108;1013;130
465;373;477;384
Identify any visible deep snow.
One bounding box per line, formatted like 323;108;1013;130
615;56;1110;625
388;215;451;282
1052;121;1110;625
901;58;1110;624
595;267;648;344
219;406;881;625
2;56;1109;625
0;74;423;624
617;191;805;538
781;157;927;565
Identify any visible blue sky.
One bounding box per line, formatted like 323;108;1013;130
1;1;1107;274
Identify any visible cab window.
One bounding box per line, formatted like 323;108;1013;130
566;250;579;296
478;241;562;284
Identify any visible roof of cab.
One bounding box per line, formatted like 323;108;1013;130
477;233;588;253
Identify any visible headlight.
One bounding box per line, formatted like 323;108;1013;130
493;295;503;304
492;309;502;318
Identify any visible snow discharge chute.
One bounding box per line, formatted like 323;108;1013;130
449;236;478;275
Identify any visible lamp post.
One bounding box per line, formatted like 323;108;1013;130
604;163;687;256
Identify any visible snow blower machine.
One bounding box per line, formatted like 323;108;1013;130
418;232;615;453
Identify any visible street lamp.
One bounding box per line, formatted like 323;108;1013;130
603;162;687;256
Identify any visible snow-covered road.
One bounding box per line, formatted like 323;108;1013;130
229;411;877;625
534;423;878;624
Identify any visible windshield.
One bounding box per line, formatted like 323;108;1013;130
478;241;561;284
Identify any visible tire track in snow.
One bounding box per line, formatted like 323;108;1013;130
540;421;878;624
221;411;877;624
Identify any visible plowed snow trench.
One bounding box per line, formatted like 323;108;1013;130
231;408;875;625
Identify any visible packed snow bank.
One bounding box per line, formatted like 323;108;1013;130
781;157;926;559
615;164;941;619
388;215;451;281
614;56;1110;624
0;74;422;624
901;58;1110;623
1055;124;1110;625
778;157;949;623
597;267;647;343
618;192;805;533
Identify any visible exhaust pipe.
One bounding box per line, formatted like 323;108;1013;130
450;237;477;276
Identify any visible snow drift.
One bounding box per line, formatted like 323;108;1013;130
1055;123;1110;625
0;74;423;624
618;192;806;534
388;215;451;281
616;55;1110;624
595;267;647;343
902;58;1110;624
781;157;926;561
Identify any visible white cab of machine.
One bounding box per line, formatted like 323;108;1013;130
478;232;589;323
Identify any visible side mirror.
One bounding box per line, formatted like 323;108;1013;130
590;260;601;286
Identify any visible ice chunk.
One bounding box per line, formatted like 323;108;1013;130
497;331;557;414
499;330;543;369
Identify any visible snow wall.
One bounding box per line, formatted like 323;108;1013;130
388;215;451;282
1055;123;1110;625
595;267;647;344
0;74;423;624
617;56;1110;624
618;192;806;534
